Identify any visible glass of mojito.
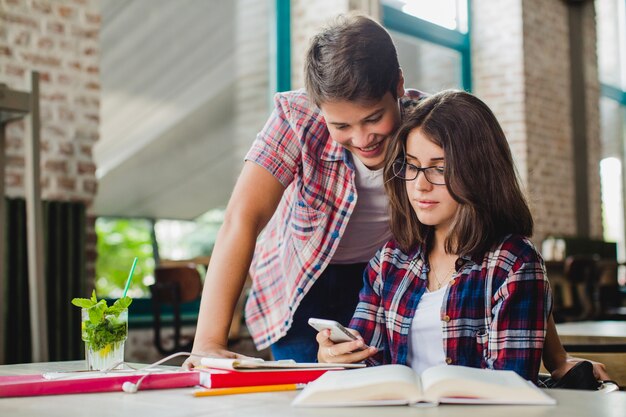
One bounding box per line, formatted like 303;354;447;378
73;291;132;371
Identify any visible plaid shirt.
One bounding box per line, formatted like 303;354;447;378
350;234;552;382
244;89;426;349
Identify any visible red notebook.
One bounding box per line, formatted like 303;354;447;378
0;368;330;397
199;367;329;389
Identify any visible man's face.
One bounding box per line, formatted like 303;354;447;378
320;92;402;170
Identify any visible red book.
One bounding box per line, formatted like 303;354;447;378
0;368;329;397
199;368;329;389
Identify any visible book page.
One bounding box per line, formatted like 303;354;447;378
292;364;423;407
421;365;555;405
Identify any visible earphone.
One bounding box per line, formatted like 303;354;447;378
122;381;139;393
120;351;203;394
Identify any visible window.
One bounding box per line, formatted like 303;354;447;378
597;0;626;283
95;218;155;298
382;0;471;92
95;1;279;298
155;209;225;261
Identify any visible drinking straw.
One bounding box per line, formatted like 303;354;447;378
122;257;138;298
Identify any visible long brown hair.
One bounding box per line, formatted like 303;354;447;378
304;14;401;106
384;90;533;255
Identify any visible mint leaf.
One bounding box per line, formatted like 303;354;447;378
87;300;107;324
71;298;95;309
113;296;132;310
75;291;131;352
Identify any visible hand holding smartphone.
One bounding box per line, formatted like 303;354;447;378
308;318;360;344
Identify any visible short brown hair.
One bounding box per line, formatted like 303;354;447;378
304;14;400;106
384;90;533;255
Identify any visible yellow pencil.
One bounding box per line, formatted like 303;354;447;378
192;383;306;397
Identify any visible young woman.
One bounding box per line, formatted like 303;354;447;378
317;90;552;382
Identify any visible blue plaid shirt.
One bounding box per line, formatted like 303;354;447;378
350;234;552;382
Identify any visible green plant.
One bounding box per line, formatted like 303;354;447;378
95;218;154;297
72;290;132;352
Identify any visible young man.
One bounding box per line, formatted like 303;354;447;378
183;14;608;382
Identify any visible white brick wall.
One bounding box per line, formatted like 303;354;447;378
472;0;602;244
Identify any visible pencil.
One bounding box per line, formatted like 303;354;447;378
192;383;305;397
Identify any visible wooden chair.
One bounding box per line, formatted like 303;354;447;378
149;263;203;355
596;260;626;320
556;255;601;321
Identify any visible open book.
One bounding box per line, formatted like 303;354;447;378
292;364;556;407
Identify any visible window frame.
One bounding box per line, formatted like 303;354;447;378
382;2;472;92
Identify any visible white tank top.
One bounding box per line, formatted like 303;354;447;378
408;285;447;375
332;155;392;264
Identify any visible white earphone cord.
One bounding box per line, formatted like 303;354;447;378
121;351;204;393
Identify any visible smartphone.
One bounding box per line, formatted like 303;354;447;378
308;318;359;343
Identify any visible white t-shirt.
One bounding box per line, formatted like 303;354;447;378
408;285;447;375
332;155;392;264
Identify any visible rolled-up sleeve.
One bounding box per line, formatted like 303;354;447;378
350;251;387;366
487;252;552;382
245;93;303;187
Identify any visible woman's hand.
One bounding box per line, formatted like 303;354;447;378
316;328;377;363
550;356;611;381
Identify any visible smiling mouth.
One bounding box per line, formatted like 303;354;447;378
358;140;383;152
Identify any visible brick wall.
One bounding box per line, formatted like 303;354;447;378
523;0;577;242
473;0;602;244
581;1;603;239
1;0;100;282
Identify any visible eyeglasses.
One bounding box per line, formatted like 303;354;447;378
392;159;446;185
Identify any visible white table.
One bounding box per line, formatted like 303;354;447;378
1;361;625;417
556;321;626;346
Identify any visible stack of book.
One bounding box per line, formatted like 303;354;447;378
0;358;363;397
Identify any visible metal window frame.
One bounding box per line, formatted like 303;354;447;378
382;2;472;92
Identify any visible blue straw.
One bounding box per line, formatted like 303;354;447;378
122;257;138;298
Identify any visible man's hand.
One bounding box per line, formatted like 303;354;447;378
182;344;252;370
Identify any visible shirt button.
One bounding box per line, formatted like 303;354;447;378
442;315;450;322
446;357;453;364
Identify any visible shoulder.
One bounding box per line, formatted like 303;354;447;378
498;234;542;262
370;239;419;272
273;89;323;122
400;89;429;115
481;234;544;275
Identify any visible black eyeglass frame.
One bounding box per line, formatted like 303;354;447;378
391;159;446;185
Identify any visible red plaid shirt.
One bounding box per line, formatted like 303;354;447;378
244;89;426;349
350;234;552;382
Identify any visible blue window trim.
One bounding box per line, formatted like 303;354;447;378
275;0;291;92
382;3;472;92
601;83;626;105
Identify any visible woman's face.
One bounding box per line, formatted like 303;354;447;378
404;128;459;234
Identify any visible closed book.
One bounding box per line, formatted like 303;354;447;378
0;367;330;397
0;370;200;397
199;368;329;389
